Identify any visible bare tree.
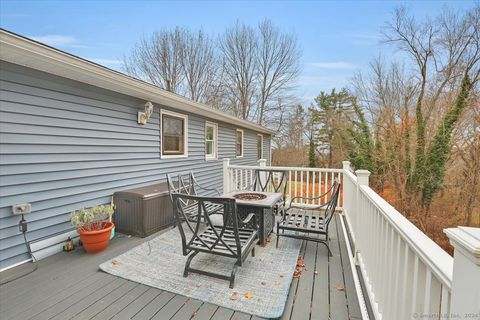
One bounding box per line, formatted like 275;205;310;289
256;20;301;125
182;30;218;102
219;22;258;120
123;28;185;93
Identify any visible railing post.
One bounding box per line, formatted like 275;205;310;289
342;160;351;210
258;159;267;188
444;227;480;316
223;158;230;194
355;169;370;265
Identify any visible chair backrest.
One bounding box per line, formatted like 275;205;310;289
166;171;197;204
171;193;241;258
323;179;342;227
252;169;288;197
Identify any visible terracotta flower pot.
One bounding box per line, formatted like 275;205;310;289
77;222;114;253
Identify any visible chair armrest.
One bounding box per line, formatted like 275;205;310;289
240;213;257;228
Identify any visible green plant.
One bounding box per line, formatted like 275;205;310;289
71;204;114;232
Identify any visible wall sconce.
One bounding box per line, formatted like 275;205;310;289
138;101;154;125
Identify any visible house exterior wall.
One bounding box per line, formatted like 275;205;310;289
0;61;272;269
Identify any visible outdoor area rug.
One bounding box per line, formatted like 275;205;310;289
99;227;302;319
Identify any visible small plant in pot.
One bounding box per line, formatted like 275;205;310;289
71;204;115;254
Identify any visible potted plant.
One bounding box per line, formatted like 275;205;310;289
71;204;115;253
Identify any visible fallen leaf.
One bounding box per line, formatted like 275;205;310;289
111;259;119;265
261;281;267;286
243;292;254;299
230;291;239;300
333;284;345;292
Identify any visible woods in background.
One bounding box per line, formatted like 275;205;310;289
273;5;480;252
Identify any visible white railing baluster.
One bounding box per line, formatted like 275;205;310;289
300;170;304;203
312;171;316;205
306;170;310;203
324;171;328;203
294;170;298;201
288;170;292;201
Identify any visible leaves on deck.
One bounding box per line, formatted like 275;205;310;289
293;256;305;278
332;284;345;291
111;259;119;265
230;291;239;300
261;280;267;286
243;292;254;299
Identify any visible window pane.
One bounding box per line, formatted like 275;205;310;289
163;116;183;136
206;126;214;140
164;136;183;153
162;114;185;155
236;131;243;156
257;136;262;159
206;141;213;155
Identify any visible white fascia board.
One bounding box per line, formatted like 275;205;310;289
0;29;275;135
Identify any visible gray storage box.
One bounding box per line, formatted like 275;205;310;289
113;182;174;237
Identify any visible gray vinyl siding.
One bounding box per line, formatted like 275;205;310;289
0;61;272;269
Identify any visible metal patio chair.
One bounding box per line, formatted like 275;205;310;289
171;193;258;288
248;169;288;216
166;171;222;221
276;179;341;256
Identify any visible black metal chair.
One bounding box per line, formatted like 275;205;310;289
166;171;222;221
276;180;341;256
171;193;258;288
249;169;288;216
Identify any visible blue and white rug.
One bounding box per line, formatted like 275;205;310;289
99;227;302;319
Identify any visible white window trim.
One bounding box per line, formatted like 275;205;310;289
205;121;218;160
160;109;188;159
257;134;264;160
236;129;244;158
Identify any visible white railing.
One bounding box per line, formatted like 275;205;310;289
222;158;480;319
223;158;343;207
342;161;480;320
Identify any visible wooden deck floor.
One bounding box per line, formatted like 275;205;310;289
0;214;362;320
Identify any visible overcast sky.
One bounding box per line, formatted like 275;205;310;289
0;0;476;105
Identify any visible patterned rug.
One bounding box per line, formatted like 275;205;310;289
99;227;302;319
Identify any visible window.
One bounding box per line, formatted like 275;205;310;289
205;122;218;160
236;129;244;157
161;110;188;158
257;134;263;160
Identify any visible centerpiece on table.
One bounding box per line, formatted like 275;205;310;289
70;203;115;253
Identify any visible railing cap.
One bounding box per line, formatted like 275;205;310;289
445;226;480;265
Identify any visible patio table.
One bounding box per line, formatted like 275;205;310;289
223;190;282;246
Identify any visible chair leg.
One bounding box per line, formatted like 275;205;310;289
251;247;255;257
229;263;239;289
319;241;333;257
276;224;280;248
183;251;199;277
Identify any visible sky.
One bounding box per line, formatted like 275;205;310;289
0;0;476;104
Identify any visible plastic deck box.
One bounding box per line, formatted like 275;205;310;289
113;182;174;237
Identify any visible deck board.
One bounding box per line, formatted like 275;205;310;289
0;215;362;320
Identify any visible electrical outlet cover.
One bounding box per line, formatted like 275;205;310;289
12;203;32;215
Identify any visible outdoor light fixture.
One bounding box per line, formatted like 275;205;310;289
138;101;154;125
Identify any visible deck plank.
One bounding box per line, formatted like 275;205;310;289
210;307;235;320
279;238;306;320
310;243;329;320
131;291;176;320
191;303;219;320
290;238;317;320
0;214;363;320
336;215;362;318
71;280;139;319
170;298;203;320
150;295;189;319
329;215;349;320
90;283;151;319
111;287;163;320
